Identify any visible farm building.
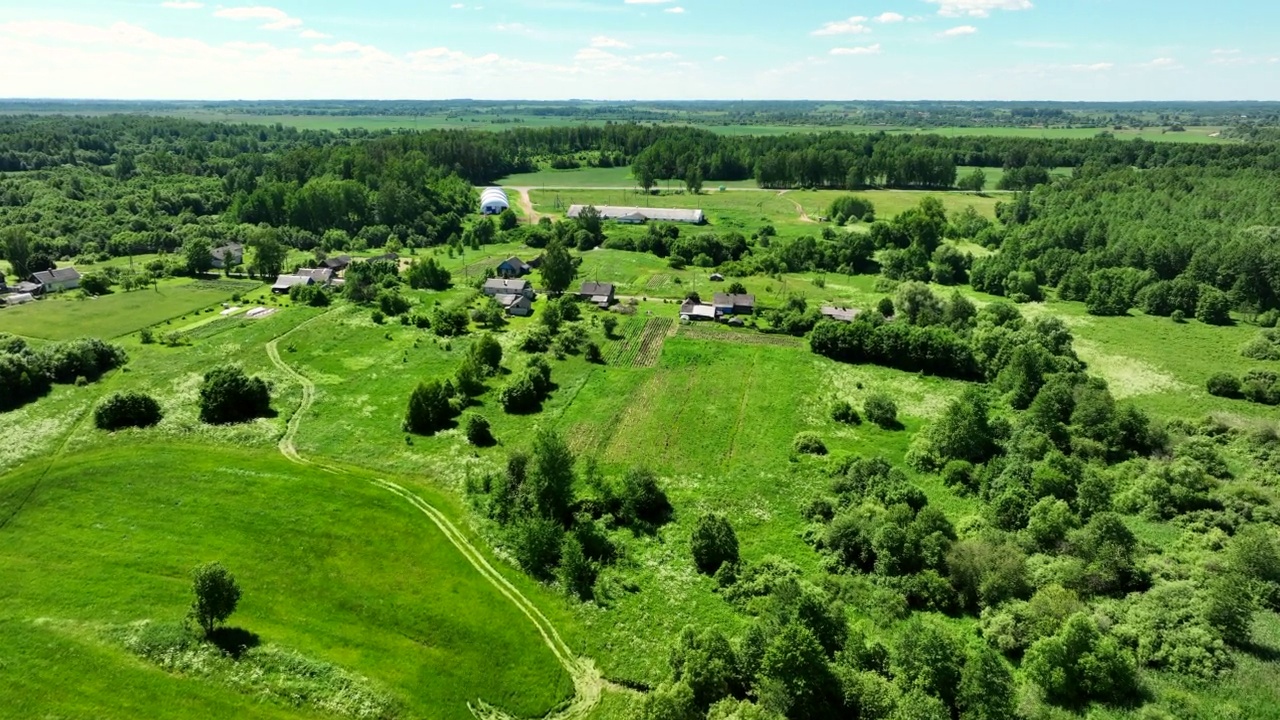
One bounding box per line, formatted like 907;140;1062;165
483;278;534;299
210;242;244;269
271;274;314;294
480;187;510;215
497;256;532;278
713;293;756;315
321;255;352;272
820;306;859;323
578;282;615;308
680;300;716;322
566;205;705;225
31;267;81;294
296;268;334;285
496;294;532;317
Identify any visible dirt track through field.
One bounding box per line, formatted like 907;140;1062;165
265;316;618;720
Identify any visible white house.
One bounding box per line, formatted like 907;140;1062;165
480;187;510;215
483;278;534;299
30;267;81;293
211;242;244;269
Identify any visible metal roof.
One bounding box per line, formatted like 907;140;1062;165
566;205;705;224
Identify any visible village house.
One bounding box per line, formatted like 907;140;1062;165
820;306;859;323
210;242;244;269
31;267;82;294
296;268;335;286
321;255;353;272
483;278;535;299
271;274;314;294
496;293;532;317
712;292;756;316
679;300;716;322
497;256;532;278
578;281;615;308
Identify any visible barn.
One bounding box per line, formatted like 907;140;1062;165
480;187;510;215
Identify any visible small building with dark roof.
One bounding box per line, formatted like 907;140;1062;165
820;306;859;323
578;282;615;308
271;274;314;294
31;267;81;294
712;292;756;315
484;278;534;299
321;255;352;272
497;256;532;278
365;252;400;265
296;268;334;286
496;294;532;317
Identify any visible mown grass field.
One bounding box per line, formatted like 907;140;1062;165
0;278;261;341
0;444;573;720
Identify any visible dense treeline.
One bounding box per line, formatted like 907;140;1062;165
0;333;126;410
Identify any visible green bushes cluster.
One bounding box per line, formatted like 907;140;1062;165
94;391;163;430
198;365;271;424
0;334;127;410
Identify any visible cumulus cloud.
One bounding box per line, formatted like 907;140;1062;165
874;12;905;23
664;6;685;13
830;44;881;56
299;29;330;39
812;16;870;36
213;6;303;31
590;35;630;48
1070;62;1113;71
939;25;978;36
1140;57;1179;69
926;0;1032;17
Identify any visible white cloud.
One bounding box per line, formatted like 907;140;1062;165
633;51;679;61
1070;62;1113;71
926;0;1032;17
812;16;870;36
830;44;881;56
1140;57;1178;69
939;25;978;37
299;29;330;39
664;6;685;13
874;12;904;23
213;6;303;30
713;55;727;61
160;1;204;9
590;35;630;48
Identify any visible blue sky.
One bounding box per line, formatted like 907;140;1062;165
0;0;1277;100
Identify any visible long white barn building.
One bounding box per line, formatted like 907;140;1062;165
567;205;705;225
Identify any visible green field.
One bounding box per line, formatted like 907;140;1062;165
0;278;261;341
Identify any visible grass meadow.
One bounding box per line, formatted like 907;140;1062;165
0;444;573;720
0;278;261;341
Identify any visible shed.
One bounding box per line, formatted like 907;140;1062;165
712;293;756;315
31;267;82;293
480;187;510;215
497;256;532;278
272;274;314;294
820;306;859;323
484;278;534;299
496;293;532;317
680;301;716;322
578;282;615;307
709;273;725;282
321;255;352;272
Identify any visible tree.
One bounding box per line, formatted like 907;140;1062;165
957;643;1015;720
893;616;964;711
94;391;163;430
915;387;994;468
404;379;455;435
1;227;33;278
539;238;576;295
470;334;503;375
896;282;945;326
498;207;518;231
727;281;747;295
1023;613;1139;707
864;393;899;429
956;168;986;193
558;533;594;600
1085;268;1134;316
617;466;669;525
1196;286;1232;325
757;624;836;720
248;230;288;279
1204;572;1256;647
190;562;241;636
576;205;604;248
685;167;704;195
691;512;739;575
407;257;451;290
671;626;740;710
527;428;576;524
465;413;495;446
183;237;213;276
198;366;271;424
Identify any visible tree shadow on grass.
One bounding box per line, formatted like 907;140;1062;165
1242;640;1280;663
208;627;261;659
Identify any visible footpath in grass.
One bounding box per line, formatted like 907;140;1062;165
0;278;261;341
0;443;574;720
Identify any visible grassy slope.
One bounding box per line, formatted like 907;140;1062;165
0;278;261;341
0;444;573;720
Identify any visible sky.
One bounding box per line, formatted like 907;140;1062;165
0;0;1277;101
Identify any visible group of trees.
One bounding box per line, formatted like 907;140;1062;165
404;335;505;435
0;334;126;411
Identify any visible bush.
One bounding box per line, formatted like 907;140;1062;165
792;432;828;456
94;391;163;430
1206;372;1242;398
190;562;241;636
431;306;470;337
863;393;898;429
370;310;385;324
509;516;563;579
1258;309;1280;328
831;400;861;425
499;371;542;413
691;512;739;575
139;327;155;344
1241;329;1280;361
404;380;456;435
1171;309;1186;323
585;342;604;364
616;467;670;526
198;366;271;424
464;413;494;446
1197;286;1232;325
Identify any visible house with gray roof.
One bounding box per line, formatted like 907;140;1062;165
271;274;314;294
578;281;615;308
712;292;756;315
296;267;334;285
31;267;81;294
210;242;243;269
483;278;534;299
567;205;705;225
496;294;532;317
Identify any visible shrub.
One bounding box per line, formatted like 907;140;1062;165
1171;309;1186;323
139;327;155;344
509;516;563;579
863;393;898;429
370;310;385;324
792;432;828;456
616;467;669;526
1241;329;1280;361
831;400;861;425
470;334;503;375
520;326;553;353
1258;309;1280;328
431;306;470;337
94;391;163;430
198;366;271;424
691;512;739;575
1206;372;1242;398
464;413;494;446
499;371;542;413
1196;286;1232;325
876;297;895;318
585;342;604;364
404;380;456;435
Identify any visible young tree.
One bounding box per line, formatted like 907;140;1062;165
956;168;987;193
527;428;576;524
470;334;503;375
1023;613;1139;707
1196;286;1232;325
685;167;704;195
539;238;576;295
198;366;271;424
957;643;1016;720
407;257;451;290
183;237;213;277
1;227;33;278
691;512;739;575
602;315;619;338
498;208;519;231
190;562;241;637
557;533;594;600
892;615;964;712
864;393;899;429
465;413;495;447
248;230;288;279
404;379;455;435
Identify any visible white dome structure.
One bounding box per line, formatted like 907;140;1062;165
480;187;510;215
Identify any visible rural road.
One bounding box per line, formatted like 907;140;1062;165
265;313;618;720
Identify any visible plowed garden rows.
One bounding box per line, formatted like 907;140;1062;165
604;317;646;366
633;318;673;368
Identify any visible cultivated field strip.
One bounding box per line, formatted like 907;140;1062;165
633;318;674;368
265;321;617;719
604;317;647;366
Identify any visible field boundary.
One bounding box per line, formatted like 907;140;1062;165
265;322;619;719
